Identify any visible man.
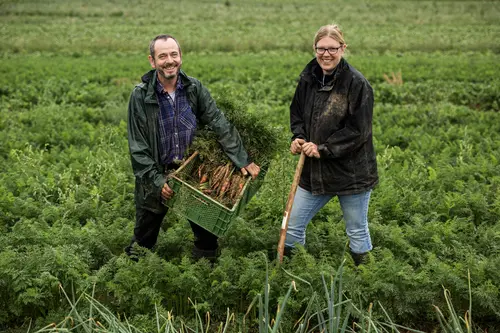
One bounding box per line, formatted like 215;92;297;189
125;34;260;261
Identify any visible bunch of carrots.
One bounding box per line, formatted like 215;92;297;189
192;162;247;207
173;93;281;207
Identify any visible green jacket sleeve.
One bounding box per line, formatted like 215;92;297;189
196;83;250;168
127;87;165;201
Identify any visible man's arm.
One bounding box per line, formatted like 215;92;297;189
127;88;167;199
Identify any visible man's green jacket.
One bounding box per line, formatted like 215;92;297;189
127;69;249;213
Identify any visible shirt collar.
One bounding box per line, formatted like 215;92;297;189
155;75;184;95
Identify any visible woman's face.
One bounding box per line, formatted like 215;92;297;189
315;36;345;75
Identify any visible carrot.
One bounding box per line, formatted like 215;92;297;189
223;163;233;179
200;174;209;184
218;165;235;199
219;179;230;197
211;165;225;187
227;174;239;200
212;164;229;192
197;163;204;179
237;177;245;193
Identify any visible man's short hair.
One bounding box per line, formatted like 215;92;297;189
149;34;182;58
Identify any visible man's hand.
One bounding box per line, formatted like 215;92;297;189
161;182;174;200
302;142;320;158
241;162;260;180
290;138;305;155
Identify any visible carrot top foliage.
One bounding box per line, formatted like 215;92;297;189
189;91;285;168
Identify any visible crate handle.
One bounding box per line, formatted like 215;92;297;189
192;195;208;206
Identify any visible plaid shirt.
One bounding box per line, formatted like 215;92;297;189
156;78;196;165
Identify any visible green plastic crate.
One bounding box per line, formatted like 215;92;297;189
165;152;264;237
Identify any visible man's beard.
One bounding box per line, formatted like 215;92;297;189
160;65;180;81
160;71;177;81
163;73;176;80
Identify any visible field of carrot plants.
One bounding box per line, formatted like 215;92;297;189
1;0;499;332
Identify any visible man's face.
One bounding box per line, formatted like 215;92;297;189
315;36;345;75
149;38;182;82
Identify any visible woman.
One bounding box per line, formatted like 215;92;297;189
286;24;378;266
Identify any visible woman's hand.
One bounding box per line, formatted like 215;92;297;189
290;138;305;154
302;142;320;158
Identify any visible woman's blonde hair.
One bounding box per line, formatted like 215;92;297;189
313;24;345;49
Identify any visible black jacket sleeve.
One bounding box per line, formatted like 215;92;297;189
289;80;307;141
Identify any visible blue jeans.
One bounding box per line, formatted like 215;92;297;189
285;186;373;254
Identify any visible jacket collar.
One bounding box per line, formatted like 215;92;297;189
300;57;348;87
142;69;193;104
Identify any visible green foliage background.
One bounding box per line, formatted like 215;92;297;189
0;0;499;332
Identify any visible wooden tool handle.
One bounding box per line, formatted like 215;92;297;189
277;151;306;263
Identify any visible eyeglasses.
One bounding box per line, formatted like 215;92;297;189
315;46;343;55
